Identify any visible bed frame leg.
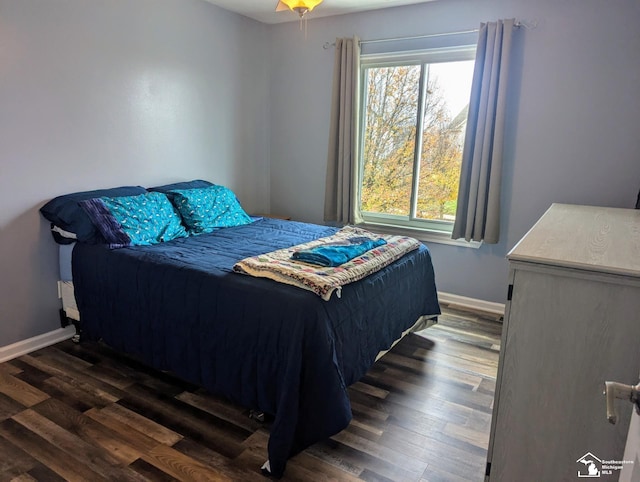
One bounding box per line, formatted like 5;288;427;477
71;319;83;344
249;410;265;423
59;309;72;328
59;309;82;343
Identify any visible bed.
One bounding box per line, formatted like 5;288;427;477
43;183;440;477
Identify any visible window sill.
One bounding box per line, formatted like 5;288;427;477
358;221;482;249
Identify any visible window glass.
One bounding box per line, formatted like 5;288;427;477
361;65;420;217
416;60;474;222
358;48;475;233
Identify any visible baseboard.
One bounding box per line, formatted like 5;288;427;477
438;291;505;318
0;326;76;363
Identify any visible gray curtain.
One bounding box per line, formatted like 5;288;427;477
324;37;361;225
452;18;514;243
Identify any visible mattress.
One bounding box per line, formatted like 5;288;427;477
59;243;74;281
57;230;437;331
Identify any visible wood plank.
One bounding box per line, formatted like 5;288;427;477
43;376;119;408
85;407;230;481
330;428;428;479
0;362;24;376
443;421;490;450
0;433;38;479
0;418;109;482
143;443;231;481
7;474;38;482
172;437;265;482
11;409;146;482
0;372;49;407
98;403;183;446
84;364;137;391
175;390;261;433
288;450;366;482
310;437;421;482
85;407;163;453
8;358;52;387
23;352;126;402
32;397;142;465
23;464;67;482
350;381;390;399
31;346;93;369
0;393;26;422
126;459;176;482
237;429;363;482
362;367;482;400
117;385;250;458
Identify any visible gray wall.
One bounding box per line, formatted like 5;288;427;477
268;0;640;303
0;0;269;346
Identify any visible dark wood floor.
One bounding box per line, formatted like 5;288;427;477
0;306;501;481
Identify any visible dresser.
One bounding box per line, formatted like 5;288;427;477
486;203;640;481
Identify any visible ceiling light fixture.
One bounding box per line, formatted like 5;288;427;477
276;0;323;18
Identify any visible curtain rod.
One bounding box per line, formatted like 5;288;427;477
323;20;535;50
360;28;479;46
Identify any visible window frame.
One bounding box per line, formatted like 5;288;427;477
357;45;477;240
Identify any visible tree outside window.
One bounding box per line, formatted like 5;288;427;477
359;52;475;232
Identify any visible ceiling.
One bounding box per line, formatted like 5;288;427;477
201;0;435;24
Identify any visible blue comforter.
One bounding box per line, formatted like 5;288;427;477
72;218;440;476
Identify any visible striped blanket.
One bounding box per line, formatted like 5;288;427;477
232;226;420;300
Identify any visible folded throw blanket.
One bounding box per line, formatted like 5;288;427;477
291;236;387;267
233;226;420;300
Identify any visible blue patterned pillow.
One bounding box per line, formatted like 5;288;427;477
80;192;188;248
40;185;147;244
169;185;252;234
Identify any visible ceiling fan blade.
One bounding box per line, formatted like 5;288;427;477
275;1;289;12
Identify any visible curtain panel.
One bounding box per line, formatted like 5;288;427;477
452;18;515;244
324;37;361;225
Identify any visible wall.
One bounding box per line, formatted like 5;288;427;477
268;0;640;303
0;0;269;346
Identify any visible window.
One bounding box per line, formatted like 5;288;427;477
358;47;475;235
